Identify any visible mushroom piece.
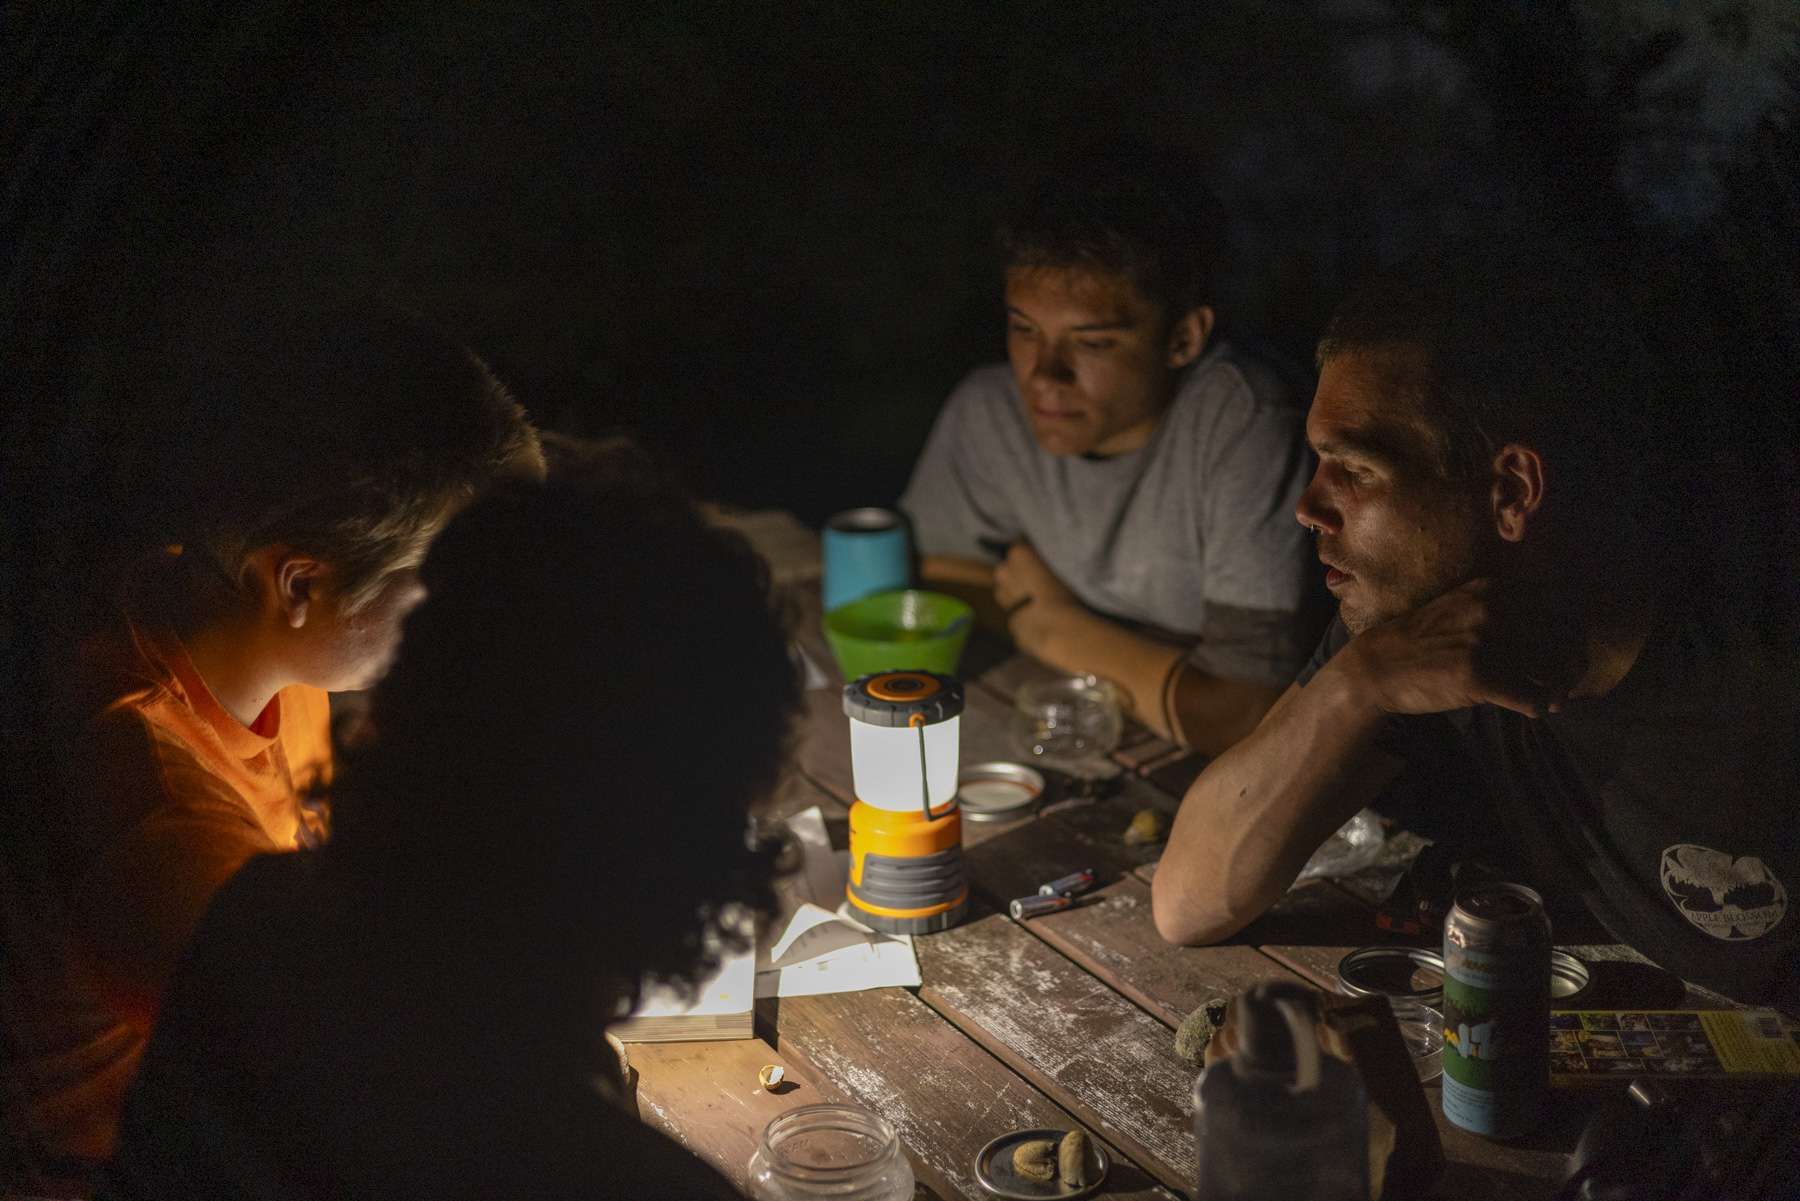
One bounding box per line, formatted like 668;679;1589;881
1174;997;1230;1064
1058;1129;1089;1186
1011;1137;1057;1181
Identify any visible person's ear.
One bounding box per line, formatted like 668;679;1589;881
1165;306;1214;370
1491;443;1546;543
271;552;327;629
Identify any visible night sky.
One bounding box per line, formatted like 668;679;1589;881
6;2;1797;527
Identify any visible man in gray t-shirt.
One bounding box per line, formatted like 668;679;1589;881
899;149;1320;754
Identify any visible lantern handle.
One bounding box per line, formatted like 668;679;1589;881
909;713;932;819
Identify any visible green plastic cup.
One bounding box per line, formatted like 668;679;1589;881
822;589;974;679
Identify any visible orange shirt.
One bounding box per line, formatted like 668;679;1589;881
1;616;330;1183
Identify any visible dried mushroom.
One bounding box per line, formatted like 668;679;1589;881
1058;1129;1089;1186
1174;997;1230;1064
1011;1137;1057;1181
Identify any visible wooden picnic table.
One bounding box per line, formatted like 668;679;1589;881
630;512;1745;1201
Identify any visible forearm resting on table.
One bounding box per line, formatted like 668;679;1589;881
1024;606;1281;750
1151;662;1401;946
917;554;1010;633
918;554;995;589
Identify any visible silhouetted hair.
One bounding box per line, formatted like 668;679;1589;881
325;473;800;1008
1316;239;1660;533
136;301;540;615
999;142;1223;318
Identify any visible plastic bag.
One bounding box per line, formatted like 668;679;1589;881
1296;808;1386;881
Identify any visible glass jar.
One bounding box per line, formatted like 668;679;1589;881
1335;945;1446;1083
746;1104;915;1200
1012;674;1124;769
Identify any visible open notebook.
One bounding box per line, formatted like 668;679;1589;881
606;806;920;1042
607;947;756;1043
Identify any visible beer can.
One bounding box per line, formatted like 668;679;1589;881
1440;882;1551;1139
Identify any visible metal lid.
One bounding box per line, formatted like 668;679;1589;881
843;671;964;726
958;761;1044;821
1337;945;1446;1004
826;506;900;533
1550;950;1592;1000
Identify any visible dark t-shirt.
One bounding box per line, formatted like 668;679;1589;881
103;853;742;1201
1297;606;1799;1008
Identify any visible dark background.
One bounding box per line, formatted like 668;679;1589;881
5;0;1797;532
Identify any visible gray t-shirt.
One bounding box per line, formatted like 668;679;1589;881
899;341;1318;685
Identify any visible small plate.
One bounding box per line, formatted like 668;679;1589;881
973;1128;1109;1199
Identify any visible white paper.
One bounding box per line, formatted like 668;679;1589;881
753;806;922;998
626;947;755;1019
785;805;842;913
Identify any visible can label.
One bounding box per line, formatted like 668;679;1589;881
1441;899;1550;1139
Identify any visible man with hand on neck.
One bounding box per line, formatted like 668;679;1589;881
1152;243;1798;1008
0;299;542;1191
901;146;1321;753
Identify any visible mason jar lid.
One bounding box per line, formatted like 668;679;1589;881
957;761;1044;821
1549;950;1592;1001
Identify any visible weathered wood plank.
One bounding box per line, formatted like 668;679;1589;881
916;915;1201;1193
1027;876;1308;1029
961;808;1147;910
1113;729;1183;773
757;771;850;825
1036;779;1173;864
631;1035;944;1199
796;690;857;804
763;988;1178;1201
971;649;1065;703
706;506;822;586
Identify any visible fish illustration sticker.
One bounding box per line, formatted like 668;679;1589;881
1660;844;1787;941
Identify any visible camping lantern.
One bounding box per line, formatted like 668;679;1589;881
843;671;968;934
